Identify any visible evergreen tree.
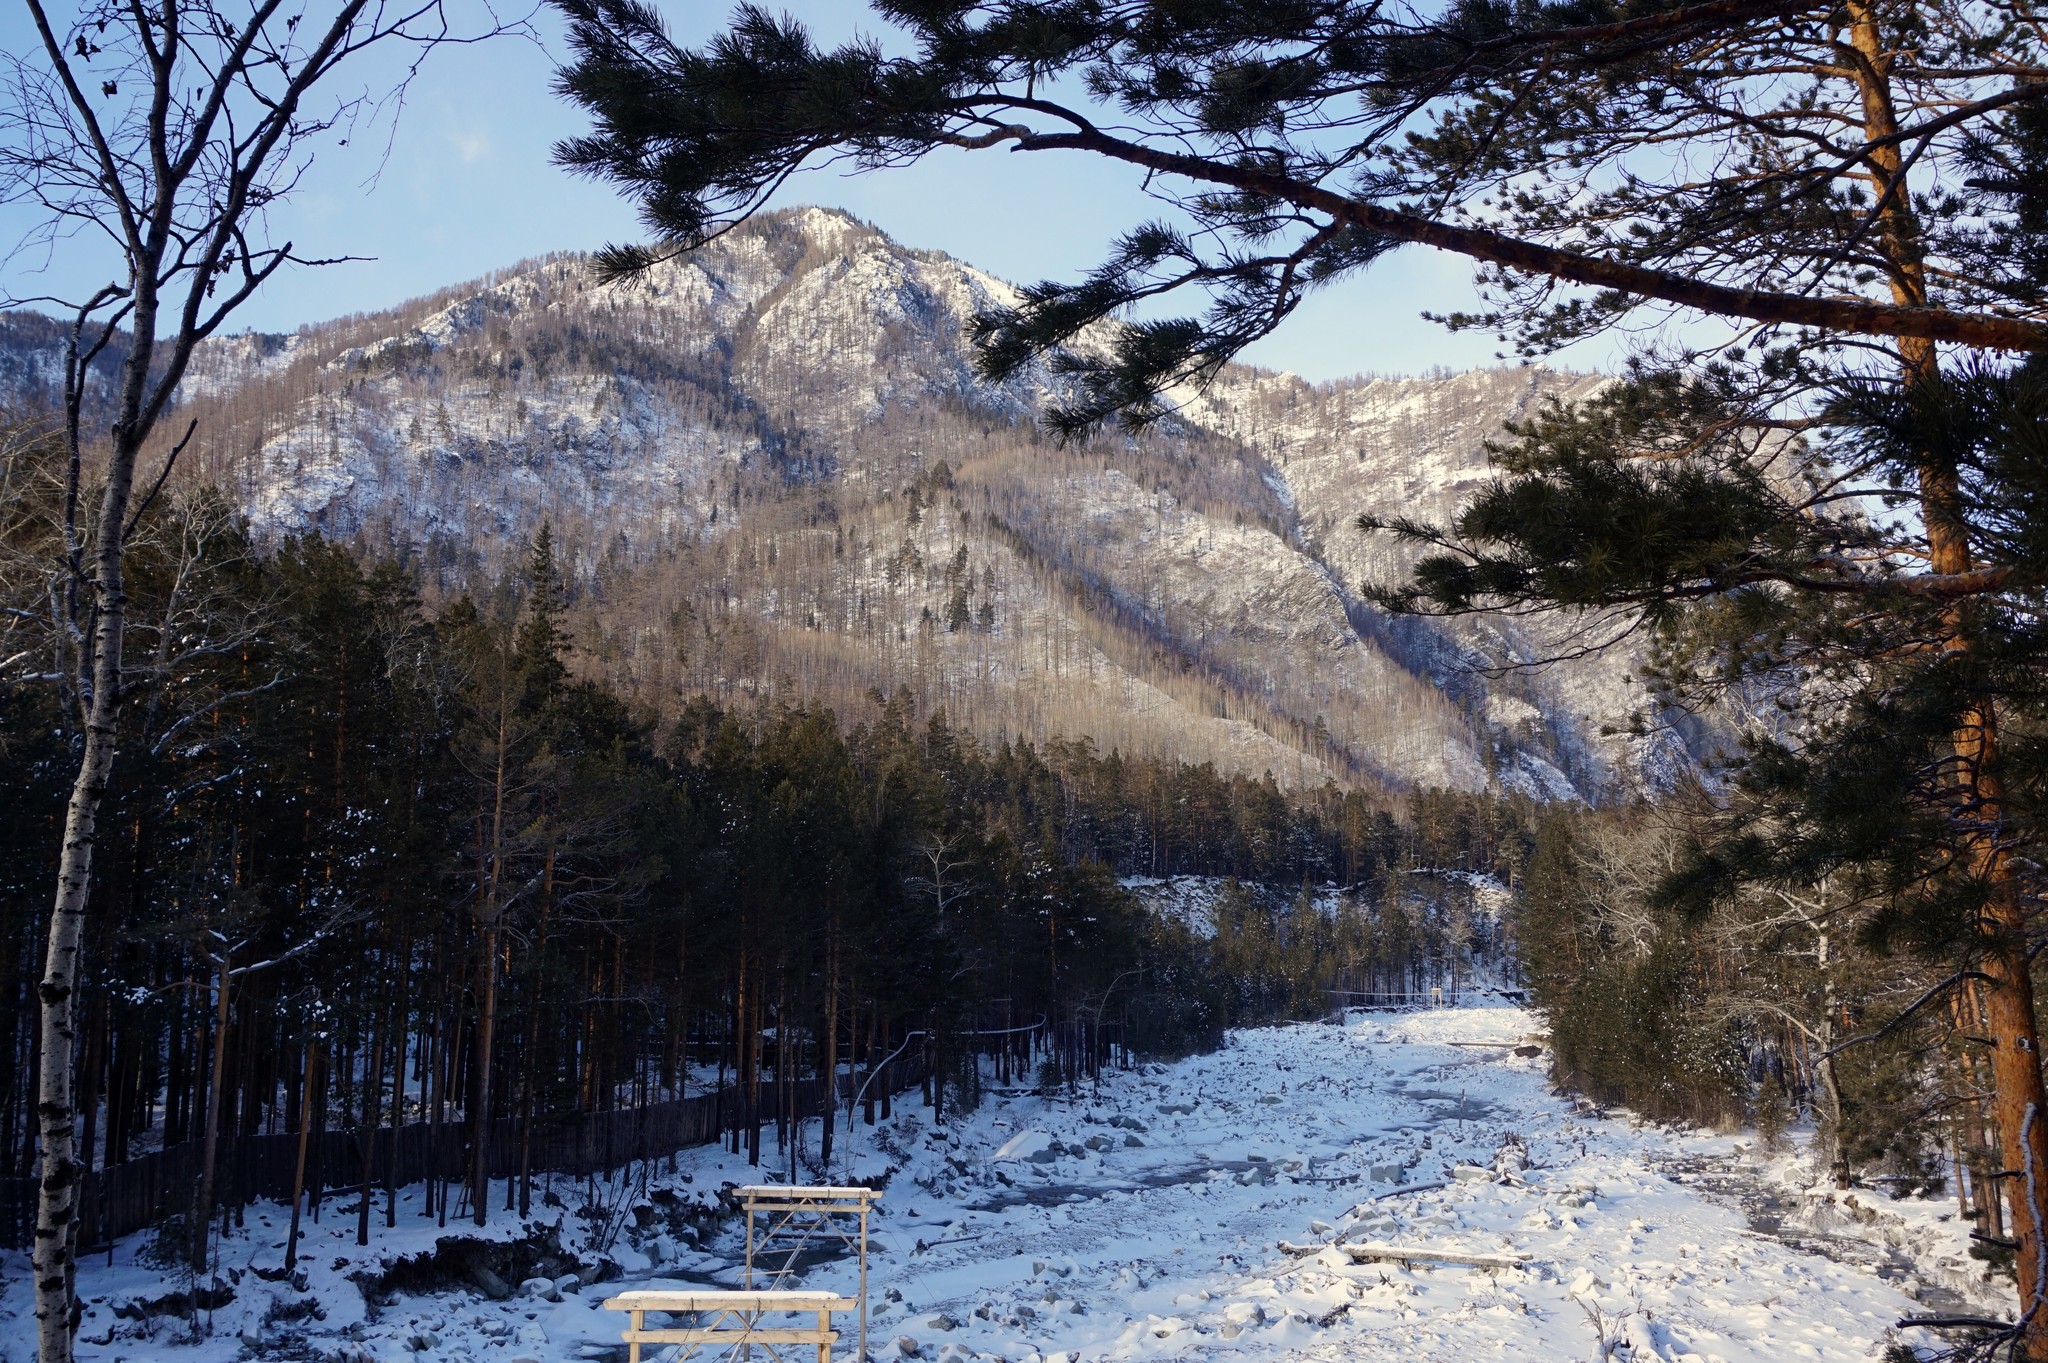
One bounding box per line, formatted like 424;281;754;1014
551;0;2047;436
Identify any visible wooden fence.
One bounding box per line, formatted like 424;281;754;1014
1324;986;1527;1010
0;1056;923;1252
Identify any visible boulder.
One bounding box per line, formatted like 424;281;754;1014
993;1130;1059;1164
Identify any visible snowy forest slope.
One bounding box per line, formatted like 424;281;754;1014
0;207;1702;798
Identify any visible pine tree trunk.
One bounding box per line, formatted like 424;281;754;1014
388;946;408;1229
471;924;501;1227
190;954;233;1275
1815;931;1848;1187
1912;361;2048;1347
864;1007;878;1127
820;938;839;1168
356;1003;386;1246
1842;2;2048;1341
1966;748;2048;1345
285;1038;318;1272
423;988;443;1222
747;978;762;1167
469;686;514;1226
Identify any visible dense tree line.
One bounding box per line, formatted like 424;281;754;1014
1515;802;2034;1266
0;433;1531;1275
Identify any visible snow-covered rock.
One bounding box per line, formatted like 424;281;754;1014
992;1131;1060;1163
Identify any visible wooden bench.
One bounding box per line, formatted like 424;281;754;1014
602;1289;860;1363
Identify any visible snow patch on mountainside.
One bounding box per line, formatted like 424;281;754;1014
0;207;1737;798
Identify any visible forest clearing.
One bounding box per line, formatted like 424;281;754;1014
0;1004;1998;1363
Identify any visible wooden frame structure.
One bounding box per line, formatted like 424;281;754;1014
604;1289;857;1363
738;1184;881;1363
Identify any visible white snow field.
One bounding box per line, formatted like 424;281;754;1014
1;1004;2004;1362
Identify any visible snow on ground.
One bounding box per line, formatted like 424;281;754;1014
0;1004;2001;1363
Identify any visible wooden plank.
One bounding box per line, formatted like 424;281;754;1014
737;1185;880;1199
621;1329;840;1344
605;1291;856;1311
1338;1243;1531;1269
1369;1180;1449;1201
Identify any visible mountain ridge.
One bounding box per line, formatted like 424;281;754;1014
0;206;1702;800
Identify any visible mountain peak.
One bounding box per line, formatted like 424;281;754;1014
0;215;1691;801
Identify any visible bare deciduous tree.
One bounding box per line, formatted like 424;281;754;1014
0;3;521;1356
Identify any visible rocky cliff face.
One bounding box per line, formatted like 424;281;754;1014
0;207;1711;799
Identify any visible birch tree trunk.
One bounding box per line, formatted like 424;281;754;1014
8;5;501;1353
34;596;127;1357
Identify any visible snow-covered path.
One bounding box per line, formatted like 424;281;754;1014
4;1005;1997;1362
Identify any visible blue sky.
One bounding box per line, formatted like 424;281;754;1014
0;2;1613;382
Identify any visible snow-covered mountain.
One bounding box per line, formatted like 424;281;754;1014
0;207;1712;799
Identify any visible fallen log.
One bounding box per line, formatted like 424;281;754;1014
1338;1243;1532;1270
1368;1180;1449;1201
1276;1239;1531;1270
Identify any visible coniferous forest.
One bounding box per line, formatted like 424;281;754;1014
0;424;1535;1266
